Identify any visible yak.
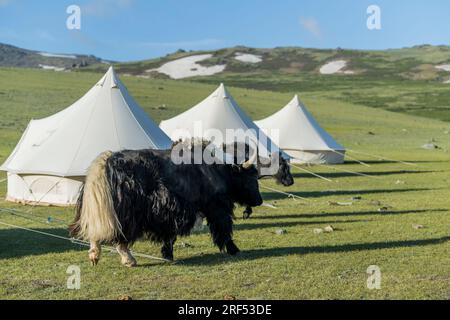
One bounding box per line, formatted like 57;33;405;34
69;143;262;267
153;139;294;220
168;139;294;220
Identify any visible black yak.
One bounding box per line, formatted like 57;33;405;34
69;143;262;267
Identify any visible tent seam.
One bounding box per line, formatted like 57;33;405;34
110;88;123;150
117;81;161;149
65;85;103;176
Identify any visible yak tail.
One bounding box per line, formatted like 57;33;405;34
69;151;123;243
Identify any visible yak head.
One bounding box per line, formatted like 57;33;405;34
229;150;263;207
224;142;294;187
273;152;294;187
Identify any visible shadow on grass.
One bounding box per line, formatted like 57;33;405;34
291;170;436;179
179;237;450;266
251;209;448;220
0;227;83;260
343;160;445;165
262;188;435;201
234;219;364;231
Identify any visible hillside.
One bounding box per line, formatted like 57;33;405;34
83;45;450;82
4;42;450;82
0;43;106;70
85;45;450;122
2;43;450;122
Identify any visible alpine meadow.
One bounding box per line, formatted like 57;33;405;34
0;64;449;299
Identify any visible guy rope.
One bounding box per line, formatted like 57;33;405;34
0;209;171;263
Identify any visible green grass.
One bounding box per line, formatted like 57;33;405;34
0;68;449;300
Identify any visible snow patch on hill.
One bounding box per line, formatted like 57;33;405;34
38;52;77;59
435;64;450;72
234;53;262;64
320;60;354;75
148;54;226;79
38;64;66;72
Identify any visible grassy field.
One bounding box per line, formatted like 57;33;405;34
0;68;449;300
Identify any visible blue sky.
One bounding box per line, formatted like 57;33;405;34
1;0;450;61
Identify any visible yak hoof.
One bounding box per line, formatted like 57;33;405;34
243;207;253;220
89;250;100;266
90;259;99;267
89;252;100;267
226;241;240;256
162;253;174;262
121;257;137;268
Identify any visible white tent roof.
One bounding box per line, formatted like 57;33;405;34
160;84;282;156
0;67;172;177
255;95;345;152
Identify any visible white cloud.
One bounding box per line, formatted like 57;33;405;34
83;0;134;17
300;17;322;38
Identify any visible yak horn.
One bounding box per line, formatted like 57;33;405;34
242;147;258;169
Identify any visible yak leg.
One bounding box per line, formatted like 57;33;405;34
243;206;253;219
206;206;240;255
89;241;101;266
116;243;137;268
161;237;176;261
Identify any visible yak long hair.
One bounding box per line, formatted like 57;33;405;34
70;139;261;252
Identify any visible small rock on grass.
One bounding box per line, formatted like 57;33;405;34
422;143;440;150
370;200;382;206
313;228;323;234
328;201;353;206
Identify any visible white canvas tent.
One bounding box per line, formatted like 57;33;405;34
255;95;345;164
0;67;172;206
160;84;283;159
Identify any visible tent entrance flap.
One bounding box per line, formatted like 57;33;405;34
6;173;84;206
